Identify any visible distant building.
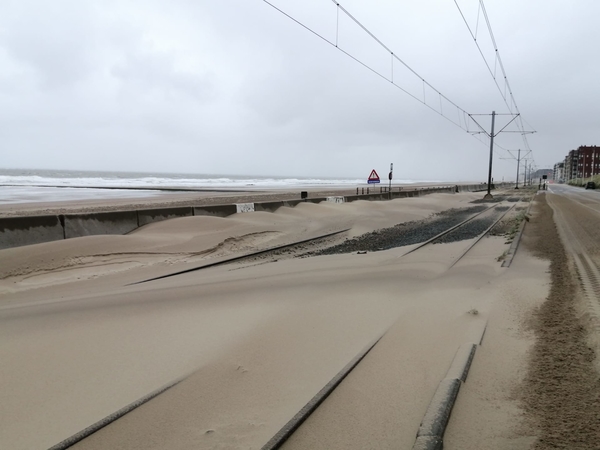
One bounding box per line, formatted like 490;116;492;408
555;145;600;182
553;162;564;182
564;149;579;181
575;145;600;178
532;168;553;180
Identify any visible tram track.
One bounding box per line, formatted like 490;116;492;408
400;204;498;256
401;203;514;259
135;202;520;286
131;203;505;285
130;228;351;285
50;201;523;450
256;203;517;449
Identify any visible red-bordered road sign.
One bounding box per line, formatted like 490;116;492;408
367;169;380;184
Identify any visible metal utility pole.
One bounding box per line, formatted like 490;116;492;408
515;148;521;189
522;161;527;188
469;111;526;199
484;111;496;199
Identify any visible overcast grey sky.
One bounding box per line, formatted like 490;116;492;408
1;0;598;180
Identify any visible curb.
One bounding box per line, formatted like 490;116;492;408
501;194;536;268
412;323;486;450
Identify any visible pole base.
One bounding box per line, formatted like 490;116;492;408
483;193;494;200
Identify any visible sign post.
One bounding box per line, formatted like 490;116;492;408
367;169;381;184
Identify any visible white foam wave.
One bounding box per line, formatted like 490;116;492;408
0;175;421;189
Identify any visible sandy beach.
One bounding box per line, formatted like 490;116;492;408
0;187;552;449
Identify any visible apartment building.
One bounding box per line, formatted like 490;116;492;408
576;145;600;178
553;162;564;182
555;145;600;182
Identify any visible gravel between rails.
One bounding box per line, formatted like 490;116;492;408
470;196;506;204
433;216;497;244
307;206;488;256
237;234;346;263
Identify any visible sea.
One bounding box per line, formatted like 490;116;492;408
0;168;424;204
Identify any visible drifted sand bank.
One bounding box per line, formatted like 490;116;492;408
0;189;547;449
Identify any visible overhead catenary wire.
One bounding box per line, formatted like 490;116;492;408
453;0;536;165
262;0;537;171
261;0;499;150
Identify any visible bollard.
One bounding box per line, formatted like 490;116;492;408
356;187;359;195
367;187;369;194
362;187;364;195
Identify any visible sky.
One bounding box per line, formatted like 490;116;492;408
1;0;599;181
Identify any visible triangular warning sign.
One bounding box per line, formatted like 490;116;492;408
367;169;380;184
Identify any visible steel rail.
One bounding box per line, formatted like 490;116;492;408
129;228;351;285
261;334;384;450
401;203;498;257
447;204;516;269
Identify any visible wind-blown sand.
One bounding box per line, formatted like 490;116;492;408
0;190;544;449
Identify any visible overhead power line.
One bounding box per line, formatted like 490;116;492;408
453;0;536;164
261;0;506;149
262;0;535;170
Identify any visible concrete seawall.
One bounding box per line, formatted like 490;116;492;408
456;184;488;193
64;211;139;239
0;215;64;250
137;207;193;227
0;184;496;250
193;204;237;217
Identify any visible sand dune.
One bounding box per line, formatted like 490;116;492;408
0;191;546;449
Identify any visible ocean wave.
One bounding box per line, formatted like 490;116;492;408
0;174;423;188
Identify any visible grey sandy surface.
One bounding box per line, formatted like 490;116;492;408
0;187;563;450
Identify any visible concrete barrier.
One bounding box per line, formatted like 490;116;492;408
254;201;285;213
282;200;303;208
456;184;488;193
193;204;237;217
0;184;478;250
64;211;139;239
137;207;193;227
345;189;429;202
0;215;64;250
235;203;255;213
343;195;361;203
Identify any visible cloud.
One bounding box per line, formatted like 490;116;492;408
0;0;98;89
0;0;599;179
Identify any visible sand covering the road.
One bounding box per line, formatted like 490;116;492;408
519;193;600;449
0;191;539;450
